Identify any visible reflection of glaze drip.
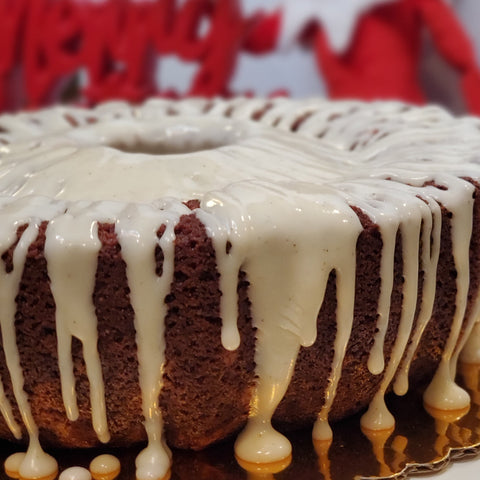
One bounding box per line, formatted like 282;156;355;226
361;426;395;478
0;98;480;473
313;439;332;480
235;454;292;479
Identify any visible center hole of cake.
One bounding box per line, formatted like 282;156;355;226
109;137;229;156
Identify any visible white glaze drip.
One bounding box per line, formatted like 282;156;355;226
19;434;57;480
195;206;245;351
45;206;109;442
0;219;38;443
361;207;421;431
312;259;357;441
394;197;441;395
116;200;187;479
368;212;396;376
201;181;362;461
423;179;475;412
0;197;61;479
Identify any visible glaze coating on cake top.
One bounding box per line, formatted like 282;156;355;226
0;98;480;479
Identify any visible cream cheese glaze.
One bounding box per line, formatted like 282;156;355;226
1;97;480;478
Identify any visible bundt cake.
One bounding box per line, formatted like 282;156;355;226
0;97;479;479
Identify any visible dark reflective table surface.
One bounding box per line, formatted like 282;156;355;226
2;364;480;480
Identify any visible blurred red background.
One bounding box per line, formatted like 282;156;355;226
1;0;480;114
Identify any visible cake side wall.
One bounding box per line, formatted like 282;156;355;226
0;181;473;449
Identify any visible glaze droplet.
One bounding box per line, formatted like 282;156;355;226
4;452;26;479
59;467;92;480
90;454;121;480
